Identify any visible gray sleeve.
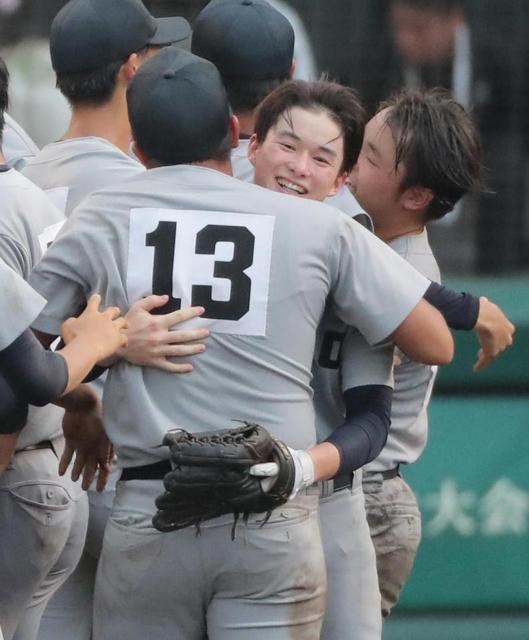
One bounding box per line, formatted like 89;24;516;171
0;259;46;350
0;234;31;280
328;213;429;345
340;329;394;392
28;216;92;335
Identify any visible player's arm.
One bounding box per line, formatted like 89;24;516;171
388;298;453;365
423;283;515;370
309;385;393;480
330;214;453;366
0;375;29;477
7;294;126;402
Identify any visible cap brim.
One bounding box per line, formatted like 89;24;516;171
150;17;191;46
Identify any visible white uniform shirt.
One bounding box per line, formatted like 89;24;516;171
30;164;429;467
365;229;440;472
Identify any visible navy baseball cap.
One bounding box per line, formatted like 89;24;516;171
127;47;231;165
192;0;294;81
50;0;191;73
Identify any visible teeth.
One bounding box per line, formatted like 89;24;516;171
277;178;306;194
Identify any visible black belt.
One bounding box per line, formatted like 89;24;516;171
318;471;354;499
380;466;400;480
121;460;171;481
121;462;355;495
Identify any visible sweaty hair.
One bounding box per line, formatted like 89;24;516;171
254;79;367;173
0;57;9;146
56;45;152;107
380;88;482;221
389;0;462;12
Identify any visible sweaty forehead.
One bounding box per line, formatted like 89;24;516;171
274;106;344;148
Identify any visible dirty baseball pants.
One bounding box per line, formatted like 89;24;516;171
319;470;382;640
0;436;88;640
363;471;422;618
93;479;327;640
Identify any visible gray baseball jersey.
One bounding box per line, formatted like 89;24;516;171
365;229;440;472
0;168;65;448
22;136;143;216
231;138;254;183
0;256;45;351
3;114;39;171
30;164;429;468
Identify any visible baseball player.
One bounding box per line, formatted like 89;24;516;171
191;4;513;637
351;89;514;617
17;3;196;637
28;47;453;640
23;0;190;217
0;55;128;640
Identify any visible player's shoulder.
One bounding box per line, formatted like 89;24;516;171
0;168;58;204
389;228;440;281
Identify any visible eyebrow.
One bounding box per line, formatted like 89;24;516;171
276;128;338;158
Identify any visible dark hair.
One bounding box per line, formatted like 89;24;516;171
56;45;151;107
380;88;482;221
254;79;366;173
390;0;462;12
141;129;233;168
224;76;289;114
0;57;9;145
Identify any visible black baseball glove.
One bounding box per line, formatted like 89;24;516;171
152;421;295;536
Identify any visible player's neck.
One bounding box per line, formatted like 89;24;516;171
193;158;234;177
236;111;256;137
63;92;131;154
0;149;6;166
375;211;425;243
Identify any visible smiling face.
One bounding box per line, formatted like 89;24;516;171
248;106;347;202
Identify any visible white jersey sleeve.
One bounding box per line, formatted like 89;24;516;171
3;114;39;171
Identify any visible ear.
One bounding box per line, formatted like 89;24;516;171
247;133;259;167
122;53;140;83
229;114;240;150
131;142;153;169
327;171;348;197
402;186;434;213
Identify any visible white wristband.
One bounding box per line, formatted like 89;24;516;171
288;448;315;499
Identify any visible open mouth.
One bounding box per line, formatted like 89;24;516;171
276;177;308;196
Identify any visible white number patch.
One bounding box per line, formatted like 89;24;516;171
127;209;275;336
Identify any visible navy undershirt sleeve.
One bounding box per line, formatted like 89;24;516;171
424;282;479;330
0;329;68;407
325;384;393;474
0;374;29;434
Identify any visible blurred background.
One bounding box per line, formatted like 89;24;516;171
1;1;527;638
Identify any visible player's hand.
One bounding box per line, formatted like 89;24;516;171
60;394;113;492
0;432;19;479
121;295;209;373
61;294;128;362
473;296;515;371
250;448;315;499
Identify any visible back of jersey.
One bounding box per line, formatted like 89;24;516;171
22;136;143;217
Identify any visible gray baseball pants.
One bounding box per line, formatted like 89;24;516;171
363;471;421;618
0;437;88;640
94;479;327;640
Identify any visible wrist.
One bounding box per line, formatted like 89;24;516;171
288;447;315;498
